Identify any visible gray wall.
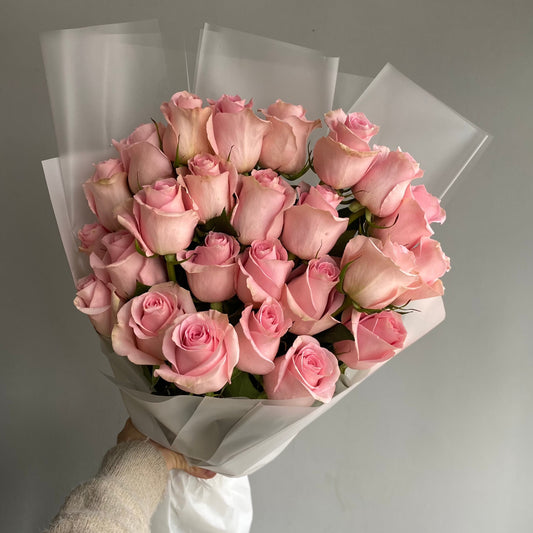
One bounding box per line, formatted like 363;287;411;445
1;0;532;531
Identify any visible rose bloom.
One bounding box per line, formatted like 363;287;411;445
89;230;166;299
263;336;340;406
177;232;240;302
112;122;174;193
258;100;321;175
231;169;296;245
372;184;446;249
236;239;294;306
334;309;407;370
78;223;109;254
112;282;196;365
236;299;292;375
281;183;348;260
312;110;379;189
74;274;122;337
117;178;199;256
206;94;271;173
282;256;344;335
181;153;238;222
155;310;239;394
83;159;131;231
160;91;212;164
353;147;424;218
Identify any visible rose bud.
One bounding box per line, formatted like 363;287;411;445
83;159;132;231
182;153;238;222
117;178;199;257
340;235;422;310
156;310;239;394
236;239;294;306
334;309;407;370
161;91;212;164
177;232;240;302
231;169;296;245
280;183;348;260
112;282;196;365
263;336;340;405
282;255;344;335
258;100;321;175
113;122;164;170
89;230;166;299
236;299;292;375
74;274;123;337
353;147;424;218
78;223;109;254
312;110;379;190
206;94;271;173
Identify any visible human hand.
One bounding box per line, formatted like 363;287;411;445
117;418;216;479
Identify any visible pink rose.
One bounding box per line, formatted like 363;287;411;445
258;100;321;174
236;299;292;375
313;110;379;190
353;147;424;217
177;232;240;302
161;91;212;165
280;184;348;259
282;256;344;335
236;239;294;306
324;109;379;145
334;309;407;370
117;178;199;256
90;230;166;299
78;223;109;254
112;282;196;365
206;95;271;173
113;122;163;167
182;154;238;222
155;310;239;394
372;185;446;249
74;274;122;337
231;169;296;245
340;236;422;310
263;336;340;405
83;159;132;231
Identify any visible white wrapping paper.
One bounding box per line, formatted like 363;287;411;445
41;20;487;533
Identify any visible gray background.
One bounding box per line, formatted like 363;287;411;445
1;0;532;532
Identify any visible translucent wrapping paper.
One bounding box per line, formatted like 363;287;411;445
41;20;488;533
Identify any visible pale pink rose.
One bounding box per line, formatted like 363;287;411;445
340;236;422;310
206;94;271;173
258;100;321;174
161;91;212;165
353;147;424;217
177;232;240;302
155;310;239;394
236;299;292;375
283;256;344;335
236;239;294;306
74;274;123;337
78;223;109;254
324;109;379;146
90;230;166;299
112;282;196;365
371;186;435;249
83;159;132;231
392;237;450;305
334;309;407;369
117;178;199;256
231;169;296;245
313;110;379;189
412;185;446;224
281;184;348;259
263;336;340;405
112;122;165;171
183;154;238;222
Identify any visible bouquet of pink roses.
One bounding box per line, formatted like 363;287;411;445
75;91;450;409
